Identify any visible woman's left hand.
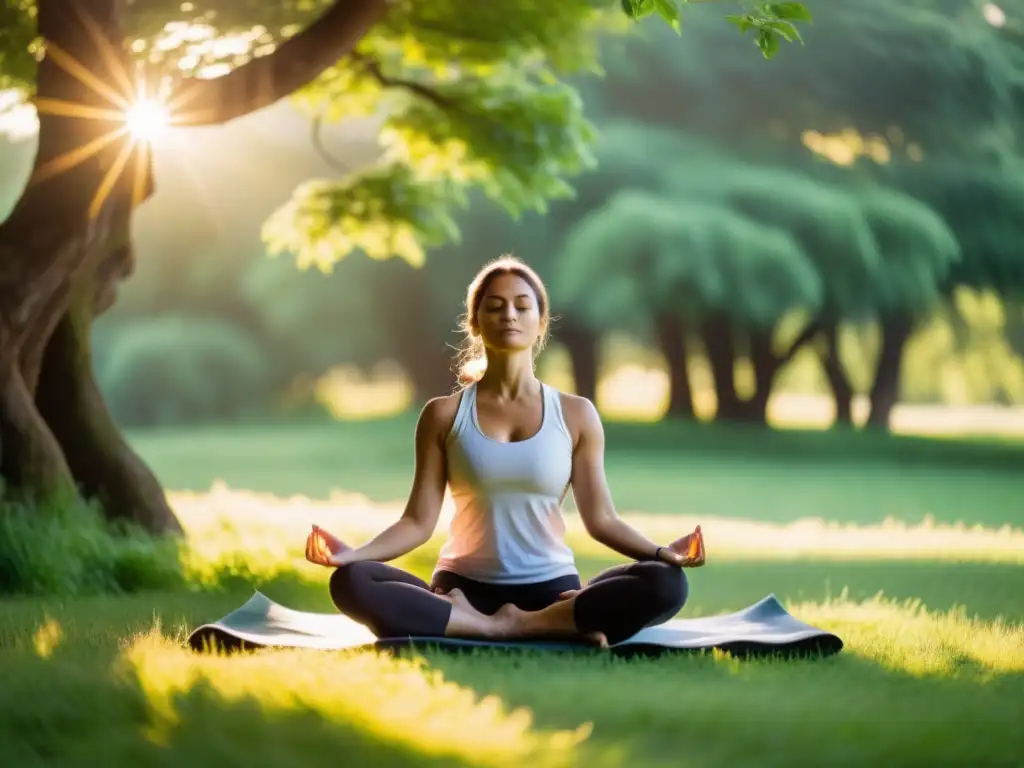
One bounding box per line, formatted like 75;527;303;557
659;525;706;567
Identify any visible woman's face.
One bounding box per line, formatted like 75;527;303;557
474;272;543;352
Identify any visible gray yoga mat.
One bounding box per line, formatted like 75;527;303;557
187;591;843;659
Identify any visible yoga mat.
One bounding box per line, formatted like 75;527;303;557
187;592;843;658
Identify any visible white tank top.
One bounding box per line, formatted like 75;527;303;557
434;381;578;584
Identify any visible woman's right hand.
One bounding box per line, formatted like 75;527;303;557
305;524;352;567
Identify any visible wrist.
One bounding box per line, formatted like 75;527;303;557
332;548;358;567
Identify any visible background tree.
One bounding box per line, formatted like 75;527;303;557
556;188;822;421
0;0;809;533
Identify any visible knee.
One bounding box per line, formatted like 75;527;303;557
328;561;374;610
643;561;688;614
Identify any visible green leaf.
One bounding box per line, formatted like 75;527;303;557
621;0;656;20
768;2;813;23
764;19;802;44
725;14;755;34
651;0;682;33
756;28;781;59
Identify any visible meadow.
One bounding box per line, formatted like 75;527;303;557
1;414;1022;766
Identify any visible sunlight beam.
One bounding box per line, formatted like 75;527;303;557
89;136;137;219
125;97;170;142
43;42;131;112
30;127;129;184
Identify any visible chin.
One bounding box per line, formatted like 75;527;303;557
484;331;535;353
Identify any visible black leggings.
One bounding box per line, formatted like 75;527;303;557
329;560;688;646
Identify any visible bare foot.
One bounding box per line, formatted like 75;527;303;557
491;601;609;647
442;589;509;640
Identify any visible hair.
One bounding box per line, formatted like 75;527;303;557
454;255;552;386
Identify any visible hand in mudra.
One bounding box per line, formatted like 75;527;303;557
660;525;706;567
305;524;351;567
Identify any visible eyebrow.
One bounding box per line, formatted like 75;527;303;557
484;293;533;300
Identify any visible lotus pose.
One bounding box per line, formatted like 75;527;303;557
305;256;706;647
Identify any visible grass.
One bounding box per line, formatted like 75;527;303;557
2;417;1023;766
127;415;1024;527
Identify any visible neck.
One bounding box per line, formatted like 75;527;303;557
478;351;538;399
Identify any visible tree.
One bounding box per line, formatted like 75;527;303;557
555;188;822;420
0;0;808;534
664;161;880;422
809;185;961;427
587;0;1022;164
871;161;1024;418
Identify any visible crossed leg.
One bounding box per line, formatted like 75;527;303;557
330;559;688;646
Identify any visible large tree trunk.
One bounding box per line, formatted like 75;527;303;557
742;330;778;426
700;314;743;421
557;318;599;402
654;314;694;419
0;0;387;533
819;324;854;426
866;316;913;430
0;0;147;516
34;263;181;532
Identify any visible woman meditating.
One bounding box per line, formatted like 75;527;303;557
304;256;706;647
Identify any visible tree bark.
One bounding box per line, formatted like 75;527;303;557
34;269;181;533
819;324;854;426
742;329;778;426
866;316;913;430
654;314;694;419
557;318;599;402
0;0;391;533
700;314;742;421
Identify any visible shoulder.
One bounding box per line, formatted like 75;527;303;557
417;390;465;442
556;391;603;448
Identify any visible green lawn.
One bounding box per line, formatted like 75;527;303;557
127;416;1024;527
1;418;1022;766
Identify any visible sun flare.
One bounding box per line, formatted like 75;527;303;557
125;97;170;141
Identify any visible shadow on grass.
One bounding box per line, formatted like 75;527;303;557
0;652;496;767
412;648;1023;766
3;553;1021;767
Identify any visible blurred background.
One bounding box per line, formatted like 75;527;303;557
1;0;1022;509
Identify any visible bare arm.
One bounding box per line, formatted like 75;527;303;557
338;398;451;565
567;397;665;562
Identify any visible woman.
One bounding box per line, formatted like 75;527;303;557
305;256;706;647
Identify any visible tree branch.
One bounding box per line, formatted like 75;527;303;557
168;0;390;127
351;51;458;111
776;317;822;368
310;107;352;174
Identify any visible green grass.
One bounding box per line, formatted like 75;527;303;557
2;418;1022;766
127;415;1024;527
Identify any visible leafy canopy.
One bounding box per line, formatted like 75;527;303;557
555;188;823;331
0;0;810;268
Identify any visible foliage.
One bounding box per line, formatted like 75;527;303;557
96;316;273;427
852;185;961;316
587;0;1023;163
884;161;1024;295
555;188;822;330
0;492;185;597
2;0;807;270
674;163;881;320
239;252;390;374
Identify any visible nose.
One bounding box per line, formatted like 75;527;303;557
500;303;517;321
